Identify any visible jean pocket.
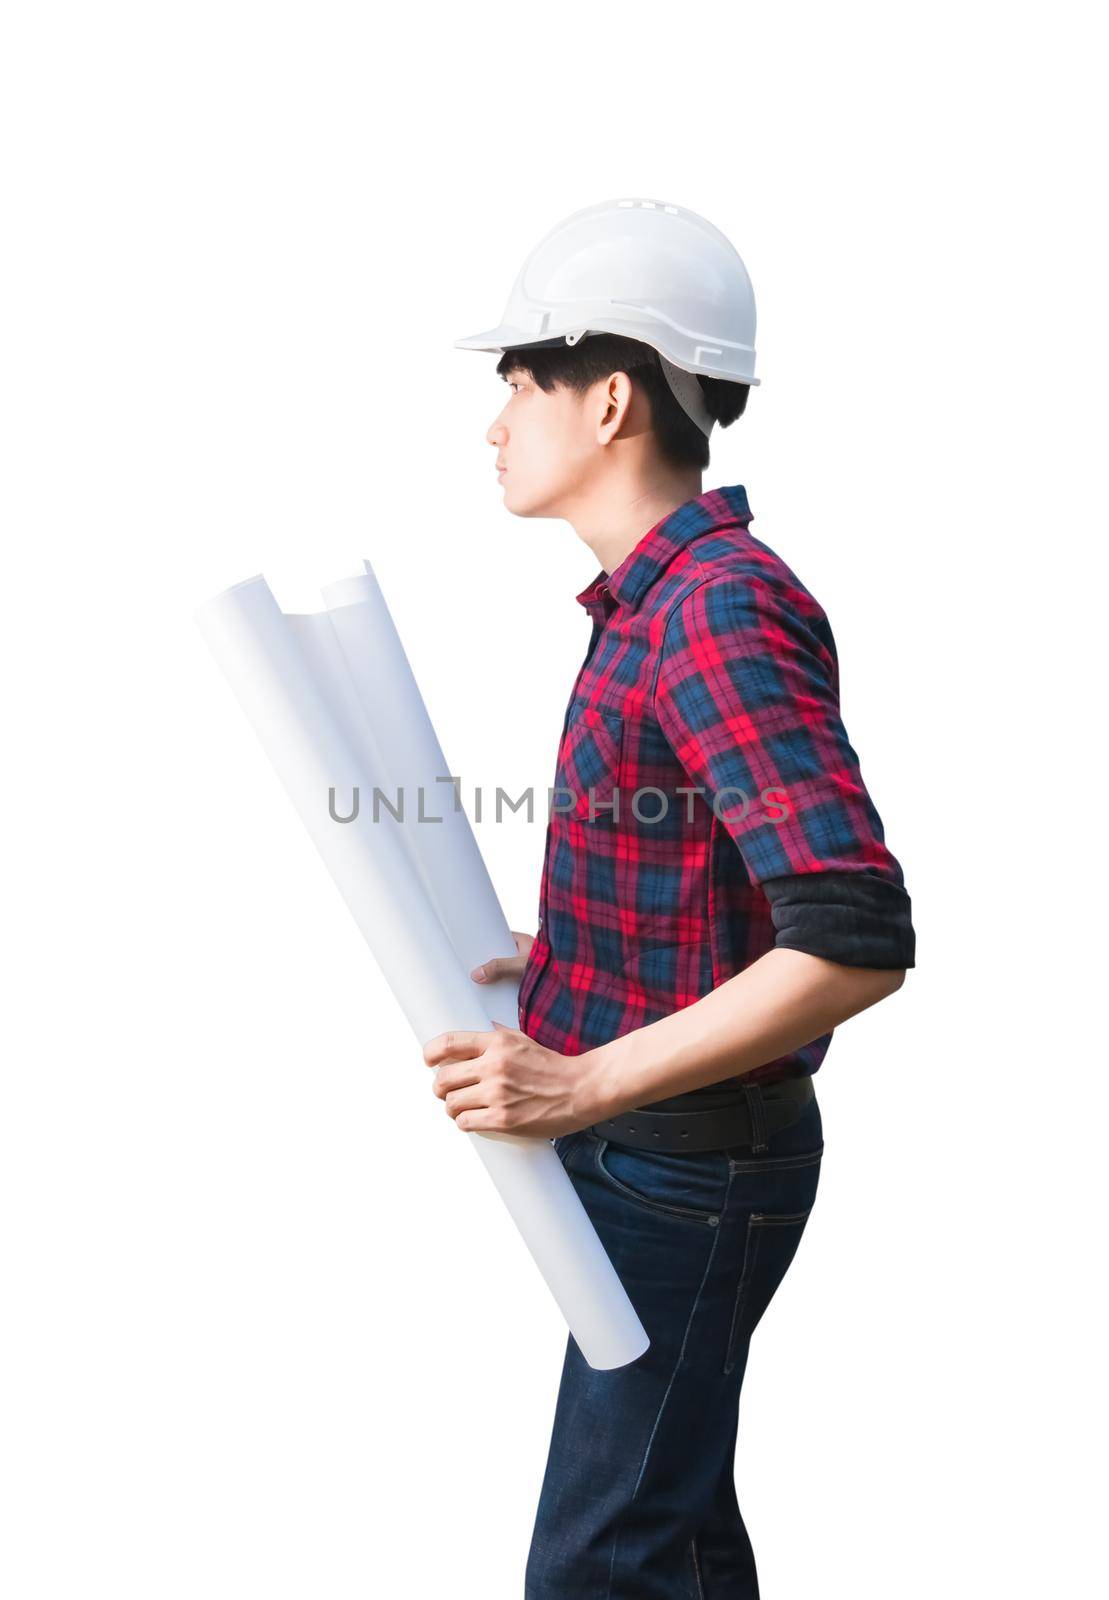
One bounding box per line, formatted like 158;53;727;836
723;1207;815;1374
593;1138;730;1226
727;1145;824;1175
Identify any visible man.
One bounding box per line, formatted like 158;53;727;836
424;199;915;1597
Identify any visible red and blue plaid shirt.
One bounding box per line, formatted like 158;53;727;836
516;483;914;1103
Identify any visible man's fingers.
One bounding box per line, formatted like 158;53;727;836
443;1084;488;1118
431;1063;481;1099
423;1030;486;1066
452;1108;496;1133
470;955;525;983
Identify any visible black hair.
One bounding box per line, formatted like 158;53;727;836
494;332;748;471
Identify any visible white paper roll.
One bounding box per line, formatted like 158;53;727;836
196;574;649;1370
321;563;521;1030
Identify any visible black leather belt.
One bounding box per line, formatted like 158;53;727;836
587;1075;815;1154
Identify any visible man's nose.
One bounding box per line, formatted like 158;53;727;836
486;417;507;448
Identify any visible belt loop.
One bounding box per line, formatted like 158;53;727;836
742;1083;769;1153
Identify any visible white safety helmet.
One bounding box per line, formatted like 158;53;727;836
454;197;759;438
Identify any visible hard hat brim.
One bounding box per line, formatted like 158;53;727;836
453;319;761;386
453;325;528;352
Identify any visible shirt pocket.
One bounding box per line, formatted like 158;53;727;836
556;703;624;823
544;702;627;986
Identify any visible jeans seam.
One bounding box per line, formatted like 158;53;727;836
606;1162;736;1598
556;1129;587;1168
690;1533;706;1599
724;1215;761;1377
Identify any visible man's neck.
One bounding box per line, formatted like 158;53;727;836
564;473;704;577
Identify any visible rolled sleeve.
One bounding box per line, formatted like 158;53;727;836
761;870;915;968
653;574;915;967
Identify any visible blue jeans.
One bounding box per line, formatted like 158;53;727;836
525;1085;823;1599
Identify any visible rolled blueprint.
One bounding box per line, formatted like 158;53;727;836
196;574;649;1370
321;562;521;1030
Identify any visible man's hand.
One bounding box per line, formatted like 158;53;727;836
423;1021;606;1139
470;928;535;985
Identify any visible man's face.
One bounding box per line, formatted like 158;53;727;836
485;365;601;517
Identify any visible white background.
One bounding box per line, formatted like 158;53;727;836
2;4;1105;1596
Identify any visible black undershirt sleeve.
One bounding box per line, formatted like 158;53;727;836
759;871;916;970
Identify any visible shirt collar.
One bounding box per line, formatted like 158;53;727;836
575;483;753;620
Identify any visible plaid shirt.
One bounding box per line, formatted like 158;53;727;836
516;483;914;1102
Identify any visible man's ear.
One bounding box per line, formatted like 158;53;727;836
597;370;633;442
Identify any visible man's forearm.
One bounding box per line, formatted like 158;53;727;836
577;948;906;1122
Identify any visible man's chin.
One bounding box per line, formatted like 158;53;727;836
503;482;555;519
502;484;535;516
